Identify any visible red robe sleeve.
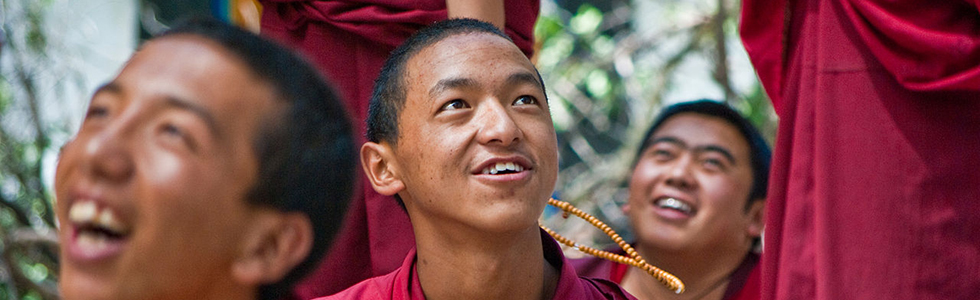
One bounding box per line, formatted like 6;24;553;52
742;0;980;111
741;1;980;299
261;0;537;56
738;0;787;111
840;1;980;91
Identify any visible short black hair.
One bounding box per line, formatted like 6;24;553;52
637;100;771;205
160;18;355;300
367;18;542;144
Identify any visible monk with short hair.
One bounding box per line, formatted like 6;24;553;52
55;18;355;300
321;18;635;300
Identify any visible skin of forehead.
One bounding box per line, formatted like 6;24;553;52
406;32;537;93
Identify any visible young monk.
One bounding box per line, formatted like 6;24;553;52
54;19;355;300
259;1;540;296
320;19;635;300
574;100;770;300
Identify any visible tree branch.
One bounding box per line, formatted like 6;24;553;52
713;0;736;102
0;193;33;226
11;46;56;228
3;229;60;299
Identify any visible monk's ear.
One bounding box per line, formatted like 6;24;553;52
745;199;766;238
232;212;313;286
360;141;405;196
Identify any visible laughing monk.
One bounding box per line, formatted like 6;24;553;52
320;19;635;300
54;19;355;300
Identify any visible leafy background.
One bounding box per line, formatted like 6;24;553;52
2;0;84;298
0;0;775;298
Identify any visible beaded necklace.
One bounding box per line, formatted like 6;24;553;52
540;198;686;294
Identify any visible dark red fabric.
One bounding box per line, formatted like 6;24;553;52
572;249;761;300
740;1;980;299
312;248;425;300
722;254;760;300
609;259;628;283
259;1;539;298
260;0;537;63
317;229;637;300
570;251;615;282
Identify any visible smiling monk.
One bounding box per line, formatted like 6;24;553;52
574;100;770;300
54;19;355;300
319;19;635;300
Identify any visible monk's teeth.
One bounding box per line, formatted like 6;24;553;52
481;161;524;175
655;197;692;214
69;200;130;237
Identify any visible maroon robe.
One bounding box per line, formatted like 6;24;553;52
740;1;980;299
258;1;538;298
317;229;637;300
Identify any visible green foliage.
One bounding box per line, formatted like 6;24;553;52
24;2;47;53
1;0;64;298
569;5;603;35
739;82;778;144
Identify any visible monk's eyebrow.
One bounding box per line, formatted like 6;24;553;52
429;77;479;98
89;82;221;139
93;82;121;97
645;136;686;150
504;72;542;90
646;137;737;164
162;95;221;139
695;145;737;165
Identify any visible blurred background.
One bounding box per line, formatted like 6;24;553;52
0;0;775;298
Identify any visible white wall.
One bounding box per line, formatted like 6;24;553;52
39;0;138;196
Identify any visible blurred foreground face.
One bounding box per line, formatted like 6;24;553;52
55;35;280;300
392;32;559;231
625;113;758;254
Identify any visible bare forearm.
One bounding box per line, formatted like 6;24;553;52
446;0;505;30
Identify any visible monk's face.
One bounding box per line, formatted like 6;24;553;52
625;113;761;255
55;35;280;300
391;32;558;232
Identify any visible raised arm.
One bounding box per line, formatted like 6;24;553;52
446;0;505;30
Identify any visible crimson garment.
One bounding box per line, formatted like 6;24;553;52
258;1;539;298
572;249;761;300
740;1;980;299
318;229;637;300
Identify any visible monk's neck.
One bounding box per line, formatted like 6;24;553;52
621;244;748;300
194;280;256;300
414;225;559;300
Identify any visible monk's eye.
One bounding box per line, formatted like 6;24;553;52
85;105;109;119
440;99;470;111
513;95;538;106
